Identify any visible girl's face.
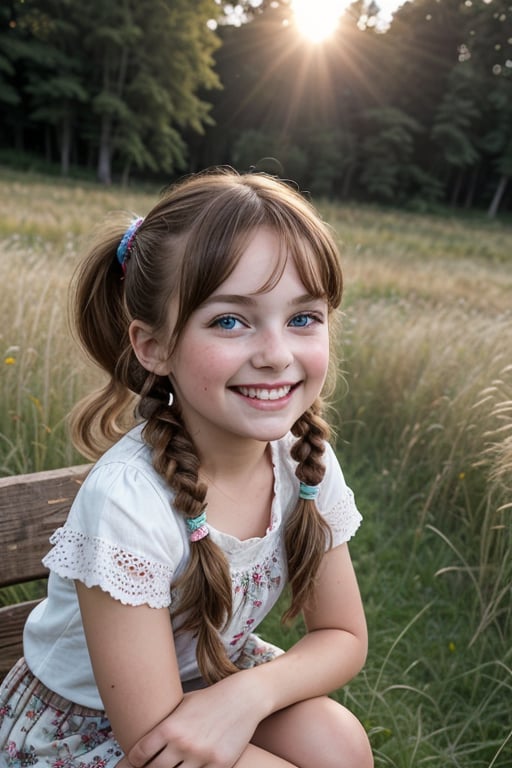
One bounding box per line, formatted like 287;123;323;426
167;228;330;454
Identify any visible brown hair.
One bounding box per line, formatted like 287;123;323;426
70;168;343;683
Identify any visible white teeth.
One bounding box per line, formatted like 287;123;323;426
237;385;292;401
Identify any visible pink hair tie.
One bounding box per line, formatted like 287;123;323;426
186;510;209;542
190;524;209;542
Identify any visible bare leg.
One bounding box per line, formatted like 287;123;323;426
234;743;299;767
116;743;298;768
252;696;373;768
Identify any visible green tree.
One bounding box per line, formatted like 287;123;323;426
81;0;220;184
302;130;345;198
382;0;465;125
0;1;45;152
359;107;423;201
459;0;512;215
17;0;88;174
431;64;481;206
0;7;22;115
482;83;512;218
1;0;221;181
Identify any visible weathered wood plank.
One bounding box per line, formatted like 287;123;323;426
0;600;43;679
0;465;91;587
0;465;92;682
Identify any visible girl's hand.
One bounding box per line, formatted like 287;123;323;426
127;672;265;768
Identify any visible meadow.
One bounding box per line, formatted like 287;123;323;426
1;169;511;766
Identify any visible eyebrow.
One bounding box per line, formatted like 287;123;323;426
201;293;322;308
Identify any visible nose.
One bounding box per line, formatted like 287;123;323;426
251;327;294;371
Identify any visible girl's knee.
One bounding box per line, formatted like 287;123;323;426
306;697;373;768
339;711;373;768
254;696;373;768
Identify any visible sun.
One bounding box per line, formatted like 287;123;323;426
292;0;346;43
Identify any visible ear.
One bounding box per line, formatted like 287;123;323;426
129;320;172;375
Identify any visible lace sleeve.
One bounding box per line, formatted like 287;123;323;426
318;443;363;548
43;526;176;609
321;486;362;548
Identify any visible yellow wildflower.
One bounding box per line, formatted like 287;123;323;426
29;395;43;414
448;641;456;653
4;356;16;365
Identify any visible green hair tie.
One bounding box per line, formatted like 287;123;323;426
299;482;319;501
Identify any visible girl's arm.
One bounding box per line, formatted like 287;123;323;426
252;540;368;707
127;542;367;767
75;582;184;750
76;582;267;767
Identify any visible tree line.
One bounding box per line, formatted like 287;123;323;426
1;0;511;215
0;0;220;184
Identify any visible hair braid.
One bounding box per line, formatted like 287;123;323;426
283;398;333;622
142;403;239;684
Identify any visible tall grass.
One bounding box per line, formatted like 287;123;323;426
337;257;512;644
1;171;511;766
0;172;156;474
320;203;512;766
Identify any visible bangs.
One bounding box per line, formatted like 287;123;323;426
250;205;342;309
160;172;343;346
249;229;336;305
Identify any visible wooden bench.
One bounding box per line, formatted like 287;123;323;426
0;465;91;682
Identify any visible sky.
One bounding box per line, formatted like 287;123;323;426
218;0;409;39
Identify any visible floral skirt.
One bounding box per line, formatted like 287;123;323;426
0;636;283;767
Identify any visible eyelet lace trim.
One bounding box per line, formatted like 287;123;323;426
323;489;362;546
43;527;174;608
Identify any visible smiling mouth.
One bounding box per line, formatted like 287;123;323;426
235;385;294;401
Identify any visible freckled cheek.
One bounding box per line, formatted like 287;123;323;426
306;344;331;383
181;344;237;390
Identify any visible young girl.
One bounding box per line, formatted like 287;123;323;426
0;169;373;768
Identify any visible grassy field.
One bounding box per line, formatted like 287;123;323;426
1;169;511;766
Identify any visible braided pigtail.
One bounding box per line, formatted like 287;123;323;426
142;403;239;684
283;398;333;623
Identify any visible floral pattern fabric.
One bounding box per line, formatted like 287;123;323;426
1;637;283;767
0;659;122;767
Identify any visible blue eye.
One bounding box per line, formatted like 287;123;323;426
213;315;241;330
289;313;314;328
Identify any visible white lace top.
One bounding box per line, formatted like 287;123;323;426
23;423;362;709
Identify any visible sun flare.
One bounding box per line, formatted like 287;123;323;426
292;0;346;43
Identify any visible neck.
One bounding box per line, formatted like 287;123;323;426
198;437;270;482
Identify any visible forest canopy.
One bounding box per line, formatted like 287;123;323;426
1;0;511;214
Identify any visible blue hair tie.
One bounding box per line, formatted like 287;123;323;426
299;482;319;501
116;217;144;273
186;510;209;542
